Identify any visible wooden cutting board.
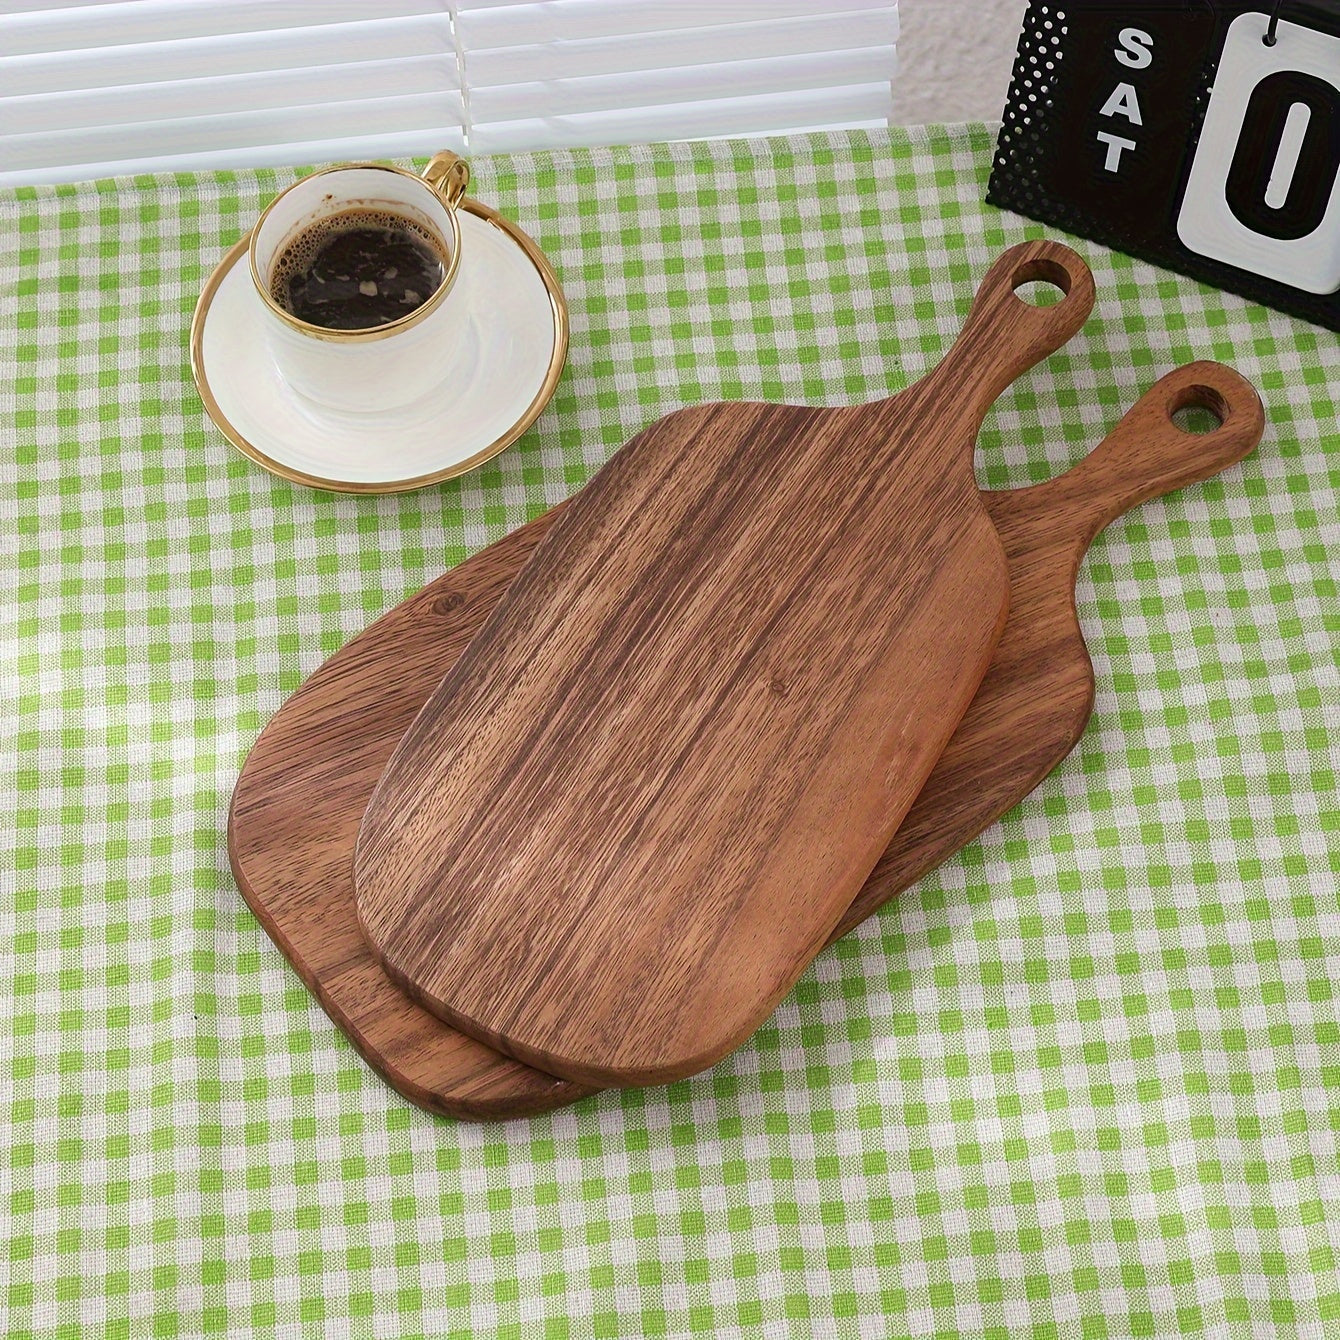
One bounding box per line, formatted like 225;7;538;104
228;360;1264;1118
839;359;1264;934
353;241;1094;1088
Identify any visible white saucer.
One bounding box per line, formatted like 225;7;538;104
190;199;568;493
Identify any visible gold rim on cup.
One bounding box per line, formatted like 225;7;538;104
247;150;470;345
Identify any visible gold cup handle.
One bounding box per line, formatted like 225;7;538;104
423;150;470;210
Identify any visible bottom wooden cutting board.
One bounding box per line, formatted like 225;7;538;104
228;361;1263;1119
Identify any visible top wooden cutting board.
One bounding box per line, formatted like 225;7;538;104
355;240;1097;1088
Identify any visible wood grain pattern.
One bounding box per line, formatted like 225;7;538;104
352;241;1096;1088
228;532;578;1121
834;360;1265;936
227;360;1264;1119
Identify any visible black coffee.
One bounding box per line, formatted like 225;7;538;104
270;208;447;330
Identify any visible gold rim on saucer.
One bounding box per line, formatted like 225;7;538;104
189;196;569;495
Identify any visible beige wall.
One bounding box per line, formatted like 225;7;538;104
894;0;1029;124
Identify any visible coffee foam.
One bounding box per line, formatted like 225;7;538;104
268;208;447;312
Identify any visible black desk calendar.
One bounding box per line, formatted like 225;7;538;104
988;1;1340;331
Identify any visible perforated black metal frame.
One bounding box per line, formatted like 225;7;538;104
987;0;1340;332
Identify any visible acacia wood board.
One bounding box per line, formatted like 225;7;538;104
229;361;1264;1118
351;242;1106;1087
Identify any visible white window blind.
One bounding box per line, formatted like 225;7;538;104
0;0;466;186
0;0;897;187
456;1;899;154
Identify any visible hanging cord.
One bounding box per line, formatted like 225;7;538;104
1264;0;1284;46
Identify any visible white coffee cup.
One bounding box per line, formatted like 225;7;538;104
248;151;470;413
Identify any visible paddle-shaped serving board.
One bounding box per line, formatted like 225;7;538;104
228;360;1264;1118
353;241;1094;1087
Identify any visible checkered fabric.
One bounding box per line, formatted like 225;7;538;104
2;124;1338;1338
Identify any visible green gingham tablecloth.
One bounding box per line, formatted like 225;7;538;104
2;124;1338;1338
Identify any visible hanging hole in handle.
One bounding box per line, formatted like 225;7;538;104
1010;256;1073;306
1170;384;1229;434
1014;280;1066;307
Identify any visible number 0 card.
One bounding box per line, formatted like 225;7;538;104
988;0;1340;331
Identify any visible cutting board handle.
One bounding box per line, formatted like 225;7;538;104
934;239;1097;412
1019;361;1266;549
